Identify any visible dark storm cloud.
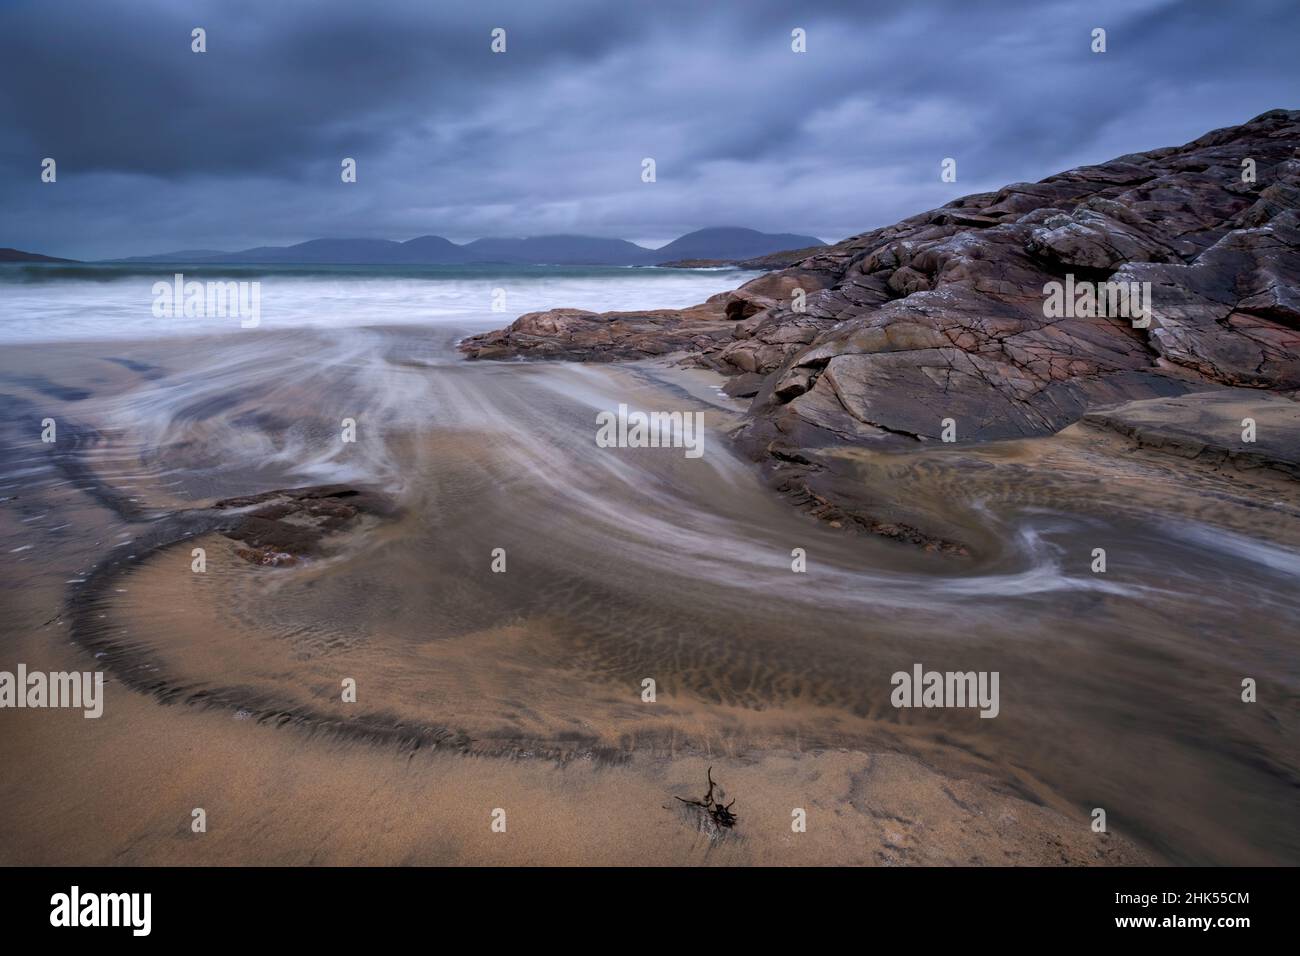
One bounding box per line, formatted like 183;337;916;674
2;0;1297;259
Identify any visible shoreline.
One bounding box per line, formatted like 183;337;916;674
1;306;1296;866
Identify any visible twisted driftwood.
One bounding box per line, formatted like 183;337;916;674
675;766;737;828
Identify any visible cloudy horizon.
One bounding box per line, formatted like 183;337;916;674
2;0;1298;260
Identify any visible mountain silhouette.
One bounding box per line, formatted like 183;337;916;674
112;227;826;266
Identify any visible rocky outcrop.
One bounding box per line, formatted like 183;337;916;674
738;110;1300;454
460;304;730;361
461;110;1300;534
459;269;832;361
1079;389;1300;479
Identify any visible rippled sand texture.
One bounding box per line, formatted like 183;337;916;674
2;327;1297;864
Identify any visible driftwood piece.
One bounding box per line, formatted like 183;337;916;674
675;766;737;828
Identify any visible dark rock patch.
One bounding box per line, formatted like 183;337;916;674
214;484;393;565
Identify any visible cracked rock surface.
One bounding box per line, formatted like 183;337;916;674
736;109;1300;456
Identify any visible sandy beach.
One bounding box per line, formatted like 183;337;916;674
2;322;1295;866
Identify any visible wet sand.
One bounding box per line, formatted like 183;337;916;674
2;326;1297;865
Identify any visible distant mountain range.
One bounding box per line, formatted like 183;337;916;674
108;227;826;267
0;247;77;263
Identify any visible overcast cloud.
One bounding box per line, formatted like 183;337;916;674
2;0;1298;259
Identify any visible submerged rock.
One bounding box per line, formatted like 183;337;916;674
214;484;391;565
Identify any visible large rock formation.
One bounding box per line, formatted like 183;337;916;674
733;109;1300;452
462;110;1300;521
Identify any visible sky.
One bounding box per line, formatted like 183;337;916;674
2;0;1298;260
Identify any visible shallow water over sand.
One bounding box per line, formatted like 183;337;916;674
1;318;1298;865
